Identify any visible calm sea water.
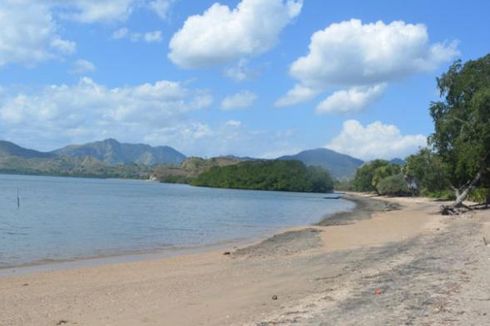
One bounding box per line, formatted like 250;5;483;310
0;174;354;268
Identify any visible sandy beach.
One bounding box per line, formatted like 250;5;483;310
1;193;489;325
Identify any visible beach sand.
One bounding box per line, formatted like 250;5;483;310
1;194;489;325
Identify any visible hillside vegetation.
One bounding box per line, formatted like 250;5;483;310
191;160;334;193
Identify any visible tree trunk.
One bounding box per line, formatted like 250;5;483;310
441;170;482;215
454;171;482;207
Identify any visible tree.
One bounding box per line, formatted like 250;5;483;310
352;160;401;193
429;54;490;212
377;173;411;196
372;164;401;194
403;148;450;196
352;160;390;192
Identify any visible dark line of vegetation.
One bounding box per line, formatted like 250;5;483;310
191;160;334;193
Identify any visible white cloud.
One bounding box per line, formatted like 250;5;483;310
113;28;163;43
168;0;303;68
148;0;175;20
275;84;320;107
0;78;213;150
279;19;459;108
143;31;163;43
50;38;77;55
55;0;136;23
0;1;75;67
316;84;386;114
50;1;177;24
221;91;257;110
326;120;427;160
70;59;96;74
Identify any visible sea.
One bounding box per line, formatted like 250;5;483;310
0;174;355;269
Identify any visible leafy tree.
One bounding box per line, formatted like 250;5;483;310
372;164;401;194
377;173;411;196
403;148;449;195
352;160;399;193
429;55;490;209
352;160;389;192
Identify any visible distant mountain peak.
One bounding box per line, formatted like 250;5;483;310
52;139;186;166
278;148;363;179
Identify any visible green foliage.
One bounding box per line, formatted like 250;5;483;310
377;173;411;196
468;187;490;204
352;160;399;193
191;160;334;193
403;148;450;195
429;55;490;191
423;190;456;201
372;164;401;193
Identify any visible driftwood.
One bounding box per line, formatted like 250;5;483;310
440;170;483;215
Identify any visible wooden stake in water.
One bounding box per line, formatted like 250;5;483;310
17;188;20;208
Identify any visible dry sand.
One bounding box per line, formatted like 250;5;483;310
1;194;489;325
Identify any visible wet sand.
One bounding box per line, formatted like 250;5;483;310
1;193;488;325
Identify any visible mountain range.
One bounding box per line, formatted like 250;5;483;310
53;138;186;165
0;139;381;180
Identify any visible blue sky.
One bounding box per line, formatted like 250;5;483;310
0;0;488;160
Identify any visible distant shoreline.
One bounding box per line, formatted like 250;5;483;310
318;192;400;226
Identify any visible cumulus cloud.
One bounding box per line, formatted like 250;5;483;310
278;19;459;110
316;84;386;114
70;59;96;74
0;1;75;67
221;91;257;110
168;0;303;68
0;78;212;149
326;120;427;160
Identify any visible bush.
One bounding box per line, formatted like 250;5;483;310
377;174;411;196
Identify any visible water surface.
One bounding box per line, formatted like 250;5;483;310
0;174;354;268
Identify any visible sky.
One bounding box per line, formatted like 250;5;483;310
0;0;488;160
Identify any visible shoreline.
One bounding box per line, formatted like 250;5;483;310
317;192;400;226
0;192;357;275
2;193;488;325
